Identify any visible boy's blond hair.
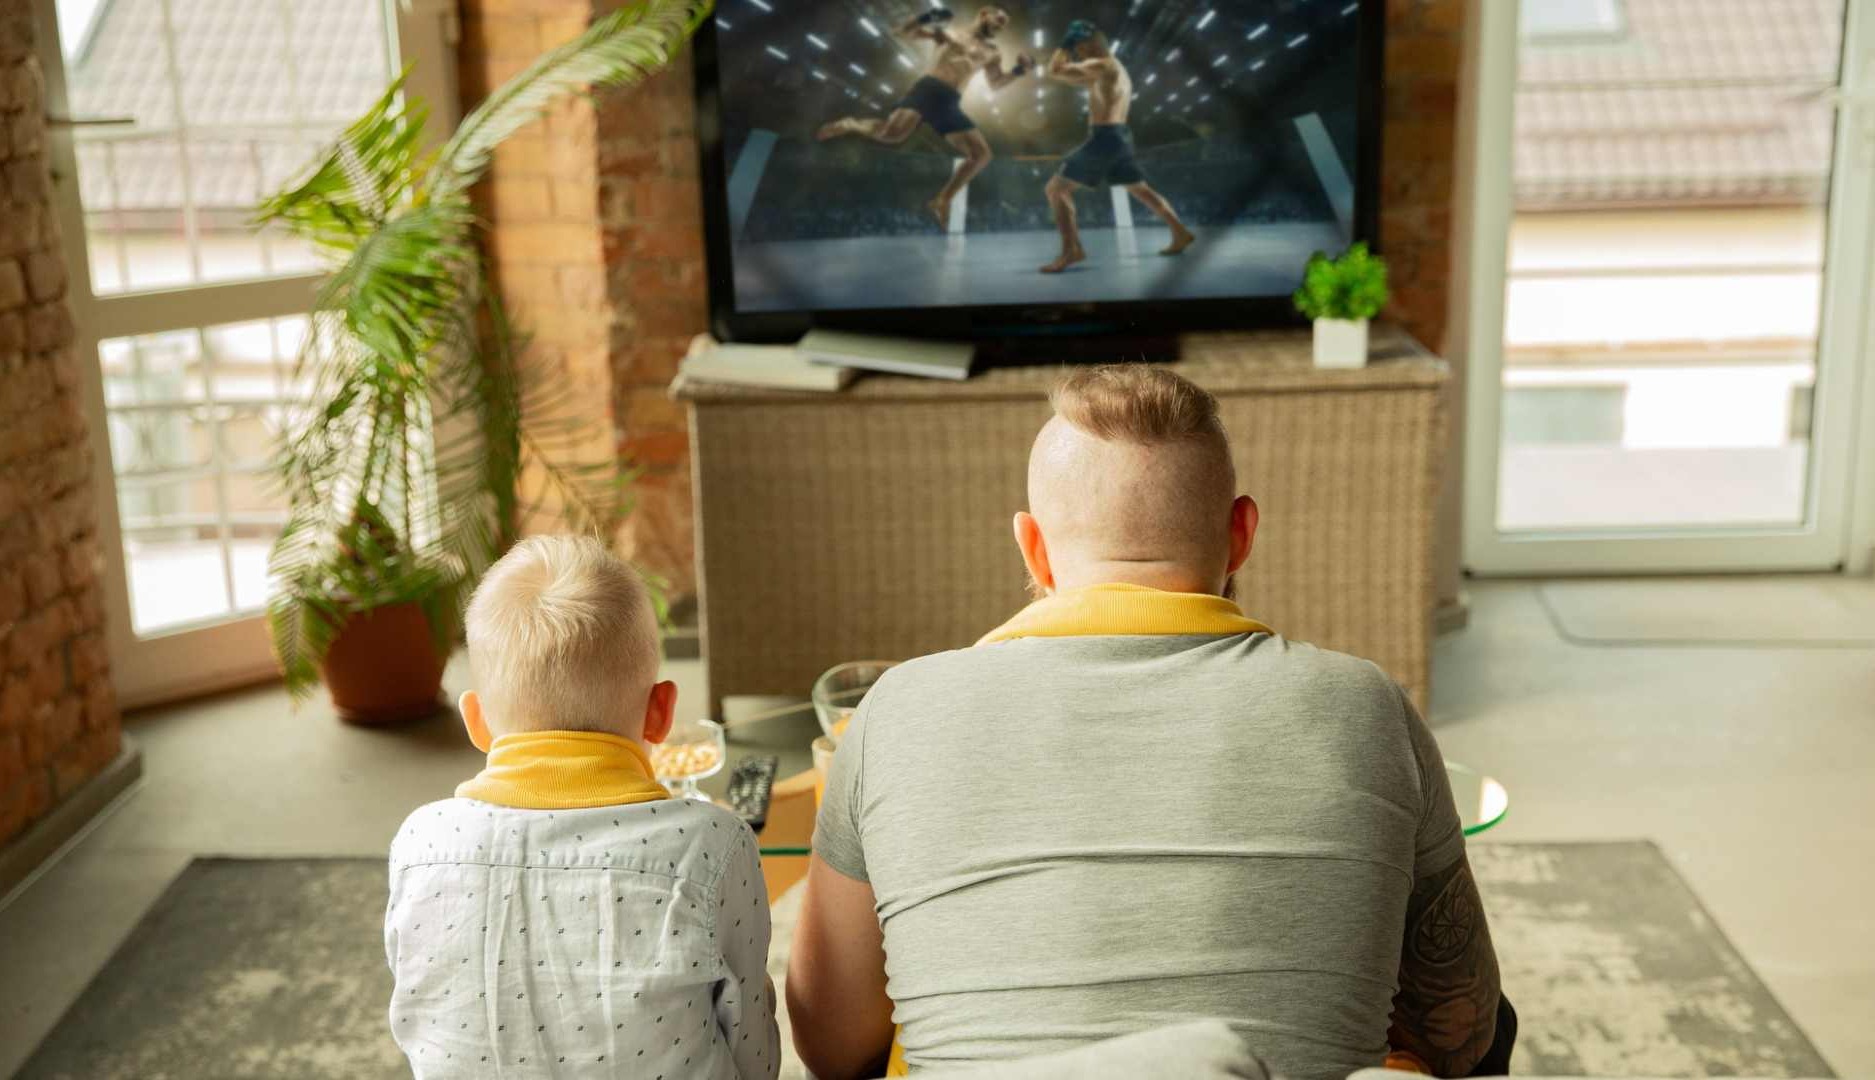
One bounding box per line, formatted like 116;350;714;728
465;534;660;734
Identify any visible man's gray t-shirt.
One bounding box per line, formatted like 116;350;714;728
813;632;1465;1080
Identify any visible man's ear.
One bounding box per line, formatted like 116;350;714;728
1227;495;1259;576
641;680;678;745
1014;511;1054;594
459;690;492;753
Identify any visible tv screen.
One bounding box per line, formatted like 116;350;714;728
694;1;1381;341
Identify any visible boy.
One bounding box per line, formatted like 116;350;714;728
386;535;779;1078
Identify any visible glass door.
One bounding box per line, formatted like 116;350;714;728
34;0;453;706
1463;0;1875;574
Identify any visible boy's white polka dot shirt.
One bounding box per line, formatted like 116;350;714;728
386;796;780;1079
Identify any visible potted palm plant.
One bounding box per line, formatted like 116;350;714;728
1293;242;1391;369
259;1;709;723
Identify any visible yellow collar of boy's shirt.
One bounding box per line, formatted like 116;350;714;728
976;582;1273;644
456;730;670;810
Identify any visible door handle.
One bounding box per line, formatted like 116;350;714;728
44;115;135;128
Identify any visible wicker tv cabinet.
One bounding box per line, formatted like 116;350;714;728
674;326;1448;712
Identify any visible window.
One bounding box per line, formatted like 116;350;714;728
1520;0;1626;41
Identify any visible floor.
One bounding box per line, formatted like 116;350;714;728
2;579;1872;1078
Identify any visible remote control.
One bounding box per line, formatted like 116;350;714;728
726;755;779;832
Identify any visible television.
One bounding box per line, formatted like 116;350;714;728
693;1;1384;345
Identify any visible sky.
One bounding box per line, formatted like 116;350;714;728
54;0;105;58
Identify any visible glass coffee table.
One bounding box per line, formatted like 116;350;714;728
750;762;1508;874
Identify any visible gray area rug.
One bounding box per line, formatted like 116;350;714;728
1470;842;1833;1078
18;858;405;1080
19;845;1833;1079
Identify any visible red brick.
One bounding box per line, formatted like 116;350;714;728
0;771;52;846
489;222;601;265
1417;0;1466;34
68;632;107;684
0;204;36;259
0;259;23;308
47;344;80;390
549;177;597;222
7;155;51;206
461;14;543;60
0;568;22;625
1386;32;1463;82
537;12;591;47
8;110;41;158
26;652;66;699
620;387;686;433
21;554;65;610
0;731;22;793
83;678;116;731
463;0;587;14
70;580;104;633
24;302;73;351
51;715;109;800
24;248;66;303
0;676;29;730
485;174;553;224
620;430;688;469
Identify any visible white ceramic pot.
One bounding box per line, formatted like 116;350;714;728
1312;317;1369;369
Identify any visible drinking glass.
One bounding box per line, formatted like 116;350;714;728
811;735;837;806
651;717;726;801
811;661;898;745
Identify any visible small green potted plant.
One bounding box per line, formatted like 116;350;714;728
1293;242;1390;369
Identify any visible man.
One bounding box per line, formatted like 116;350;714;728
788;365;1509;1080
817;6;1033;226
1040;20;1196;273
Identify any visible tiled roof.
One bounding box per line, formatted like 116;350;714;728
1515;0;1844;208
68;0;390;212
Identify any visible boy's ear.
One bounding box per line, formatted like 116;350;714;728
642;680;678;745
459;690;492;753
1226;494;1260;576
1014;511;1054;594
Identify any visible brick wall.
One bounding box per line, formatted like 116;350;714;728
1381;0;1465;354
0;11;123;847
459;0;703;592
463;0;1469;605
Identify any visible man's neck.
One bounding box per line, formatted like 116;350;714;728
1052;564;1223;597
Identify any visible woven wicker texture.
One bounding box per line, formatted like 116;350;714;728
682;329;1448;711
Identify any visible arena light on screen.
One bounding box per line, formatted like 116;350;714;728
709;1;1365;314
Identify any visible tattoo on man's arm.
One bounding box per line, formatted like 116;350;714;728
1388;854;1501;1077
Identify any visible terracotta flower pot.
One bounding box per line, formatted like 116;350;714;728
320;601;447;726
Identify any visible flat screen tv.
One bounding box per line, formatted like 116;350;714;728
693;1;1384;343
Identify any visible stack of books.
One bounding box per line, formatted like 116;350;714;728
678;331;977;391
678;335;855;392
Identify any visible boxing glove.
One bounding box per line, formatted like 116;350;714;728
916;6;955;26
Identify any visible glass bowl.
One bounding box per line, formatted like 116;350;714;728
811;661;898;745
650;717;726;801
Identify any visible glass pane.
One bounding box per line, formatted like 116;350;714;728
120;483;232;634
1499;0;1844;533
63;0;392;296
102;316;304;636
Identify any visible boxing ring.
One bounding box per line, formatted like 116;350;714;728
724;112;1355;313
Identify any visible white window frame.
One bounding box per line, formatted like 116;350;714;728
1460;0;1875;576
33;0;460;707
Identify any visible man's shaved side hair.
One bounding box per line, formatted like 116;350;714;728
1030;365;1239;583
